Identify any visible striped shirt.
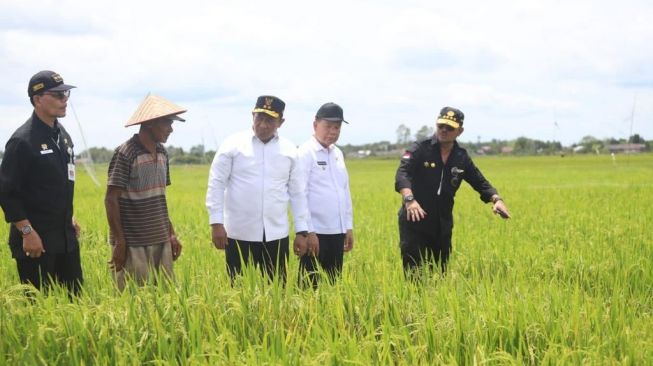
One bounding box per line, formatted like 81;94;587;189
107;135;171;247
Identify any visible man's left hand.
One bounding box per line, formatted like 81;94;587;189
307;233;319;257
344;229;354;252
493;200;511;219
171;235;182;260
72;218;81;239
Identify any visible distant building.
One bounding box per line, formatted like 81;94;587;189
607;144;646;153
500;146;514;154
356;150;372;157
475;145;493;155
346;150;372;159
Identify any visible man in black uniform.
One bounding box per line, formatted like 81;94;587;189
395;106;510;276
0;70;83;295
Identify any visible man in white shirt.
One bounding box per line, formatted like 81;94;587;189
297;102;354;288
206;95;310;283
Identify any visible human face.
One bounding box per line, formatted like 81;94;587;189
313;119;342;148
252;112;283;143
147;119;174;143
33;90;71;122
436;123;463;144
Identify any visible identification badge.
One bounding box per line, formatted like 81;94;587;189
40;149;54;155
68;164;76;181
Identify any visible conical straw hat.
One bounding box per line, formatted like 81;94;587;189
125;94;187;127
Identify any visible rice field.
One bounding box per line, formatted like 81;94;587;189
1;153;652;364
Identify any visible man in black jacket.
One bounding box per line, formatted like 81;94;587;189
0;70;83;295
395;106;510;276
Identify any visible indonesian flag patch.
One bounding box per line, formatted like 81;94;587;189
402;151;412;159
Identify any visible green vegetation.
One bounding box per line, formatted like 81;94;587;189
1;154;652;364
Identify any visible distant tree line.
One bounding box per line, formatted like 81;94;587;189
1;132;648;165
76;145;216;165
337;123;651;158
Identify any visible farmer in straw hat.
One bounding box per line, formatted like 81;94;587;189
105;94;185;290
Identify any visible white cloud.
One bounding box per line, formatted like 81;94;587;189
1;0;651;151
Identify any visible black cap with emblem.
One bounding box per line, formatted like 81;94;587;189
436;106;464;129
28;70;76;98
315;102;349;124
252;95;285;119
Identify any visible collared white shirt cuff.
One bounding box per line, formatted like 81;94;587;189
208;212;224;225
294;221;308;232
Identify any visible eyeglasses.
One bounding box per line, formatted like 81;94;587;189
42;90;71;100
437;124;455;132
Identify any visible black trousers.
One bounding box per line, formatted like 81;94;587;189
225;236;289;283
398;209;452;276
15;250;83;296
299;233;345;289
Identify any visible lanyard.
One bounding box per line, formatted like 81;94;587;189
50;132;73;164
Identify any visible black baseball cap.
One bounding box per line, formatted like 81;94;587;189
315;102;348;124
253;95;285;118
28;70;76;97
436;106;464;129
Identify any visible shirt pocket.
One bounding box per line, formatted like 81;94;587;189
34;146;66;182
268;154;293;182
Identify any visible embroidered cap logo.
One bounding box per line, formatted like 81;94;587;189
264;97;273;110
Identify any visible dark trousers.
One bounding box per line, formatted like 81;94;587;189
399;210;452;277
299;233;345;289
225;236;289;283
16;250;83;296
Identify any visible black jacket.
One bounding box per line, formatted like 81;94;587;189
395;137;497;228
0;113;78;258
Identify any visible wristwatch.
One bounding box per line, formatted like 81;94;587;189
20;224;33;236
403;194;415;204
492;195;503;203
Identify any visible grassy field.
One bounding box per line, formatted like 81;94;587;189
1;154;652;364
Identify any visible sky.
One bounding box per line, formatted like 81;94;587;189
1;0;652;151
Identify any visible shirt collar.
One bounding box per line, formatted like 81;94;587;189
250;129;279;144
130;134;166;154
310;135;333;152
32;112;60;137
431;136;460;149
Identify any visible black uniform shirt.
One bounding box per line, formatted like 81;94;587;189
0;113;78;258
395;137;498;223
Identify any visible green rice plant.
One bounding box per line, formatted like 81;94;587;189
1;154;651;364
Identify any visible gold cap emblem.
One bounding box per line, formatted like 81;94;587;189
264;97;273;109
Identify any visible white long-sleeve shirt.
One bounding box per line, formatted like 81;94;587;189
298;136;353;234
206;129;309;242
